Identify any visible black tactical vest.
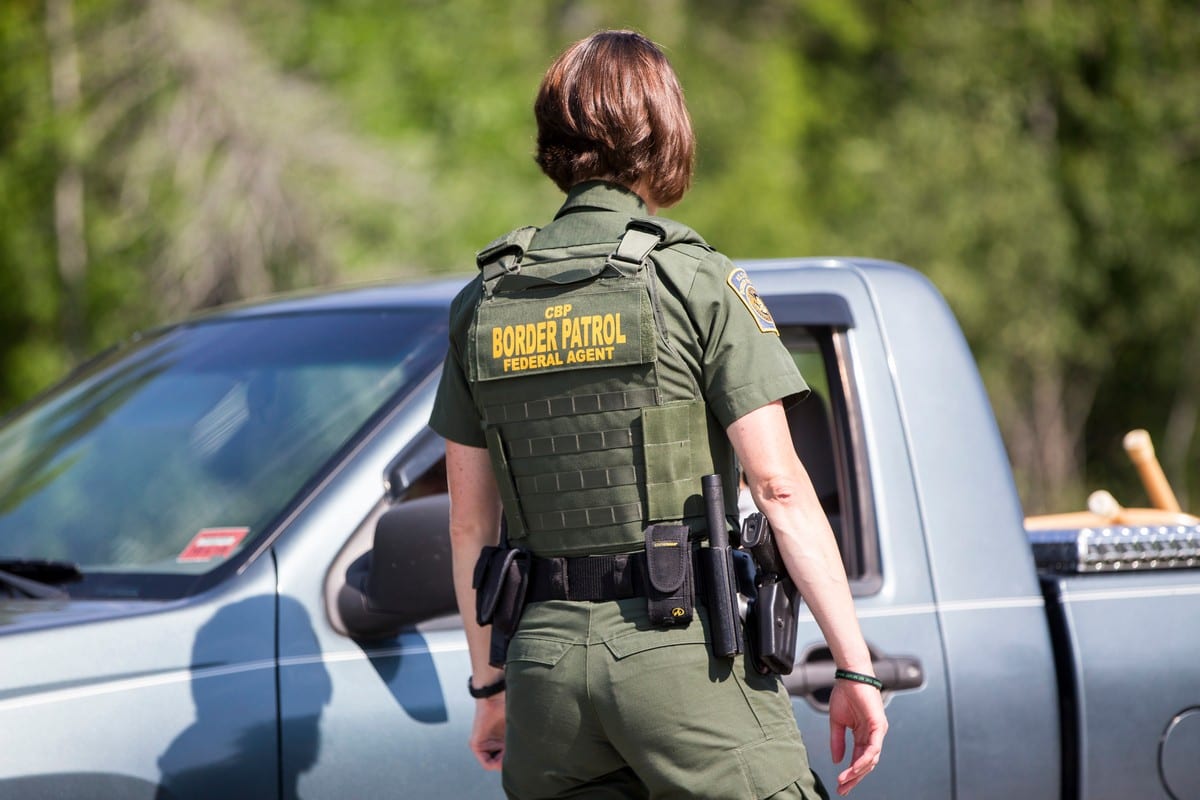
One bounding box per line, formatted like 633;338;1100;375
467;219;730;556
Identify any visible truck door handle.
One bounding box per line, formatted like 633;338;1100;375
781;647;924;702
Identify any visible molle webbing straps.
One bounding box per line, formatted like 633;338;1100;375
526;500;645;533
505;428;634;460
483;388;658;425
515;465;643;496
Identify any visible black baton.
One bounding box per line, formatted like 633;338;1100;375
701;474;743;658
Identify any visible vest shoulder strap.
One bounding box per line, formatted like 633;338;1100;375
477;217;710;295
605;218;710;373
477;226;539;294
637;215;712;249
605;217;712;274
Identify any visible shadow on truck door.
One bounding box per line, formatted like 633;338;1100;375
156;595;331;800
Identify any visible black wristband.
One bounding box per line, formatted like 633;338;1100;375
468;675;506;699
835;668;883;691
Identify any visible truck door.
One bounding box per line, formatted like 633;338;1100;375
272;405;500;799
759;281;954;799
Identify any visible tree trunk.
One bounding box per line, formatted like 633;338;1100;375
45;0;87;359
1163;329;1200;510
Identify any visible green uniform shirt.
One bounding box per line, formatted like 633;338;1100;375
429;181;808;449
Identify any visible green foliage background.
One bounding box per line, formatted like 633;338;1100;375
2;0;1198;514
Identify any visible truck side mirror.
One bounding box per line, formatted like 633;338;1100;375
338;494;457;638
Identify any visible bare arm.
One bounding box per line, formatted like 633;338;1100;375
445;440;506;770
727;400;887;795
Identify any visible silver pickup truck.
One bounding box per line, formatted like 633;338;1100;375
1;259;1197;800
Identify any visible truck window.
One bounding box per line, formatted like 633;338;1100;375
400;457;447;500
0;308;448;600
781;327;880;594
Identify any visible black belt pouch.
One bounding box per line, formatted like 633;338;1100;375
644;524;694;627
472;546;530;667
472;545;512;627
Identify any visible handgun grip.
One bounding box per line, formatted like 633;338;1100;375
742;512;784;579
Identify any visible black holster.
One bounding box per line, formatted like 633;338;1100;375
472;545;530;667
746;578;799;675
741;512;800;675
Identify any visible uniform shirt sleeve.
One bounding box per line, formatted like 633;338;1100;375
429;282;488;448
688;251;809;428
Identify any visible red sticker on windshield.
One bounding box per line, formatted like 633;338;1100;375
177;528;249;562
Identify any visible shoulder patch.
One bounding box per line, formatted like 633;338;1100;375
726;268;778;335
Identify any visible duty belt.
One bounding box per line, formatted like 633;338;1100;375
525;549;704;603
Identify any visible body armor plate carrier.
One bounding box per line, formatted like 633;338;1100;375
468;219;729;556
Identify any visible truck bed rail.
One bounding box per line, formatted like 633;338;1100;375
1028;525;1200;573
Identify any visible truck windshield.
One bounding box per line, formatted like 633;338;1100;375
0;308;446;599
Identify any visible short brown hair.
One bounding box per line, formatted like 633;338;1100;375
534;30;695;208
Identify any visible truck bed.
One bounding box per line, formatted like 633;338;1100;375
1034;524;1200;800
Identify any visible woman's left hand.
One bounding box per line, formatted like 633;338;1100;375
828;679;888;795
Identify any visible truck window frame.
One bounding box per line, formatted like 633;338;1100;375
825;328;882;594
770;293;881;596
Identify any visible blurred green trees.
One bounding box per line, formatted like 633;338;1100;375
1;0;1197;513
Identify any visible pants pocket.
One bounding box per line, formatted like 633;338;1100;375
506;635;572;668
733;659;803;738
735;730;816;799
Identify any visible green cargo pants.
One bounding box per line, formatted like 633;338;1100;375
502;597;829;800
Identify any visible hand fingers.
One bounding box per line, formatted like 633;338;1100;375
851;722;885;770
471;740;505;771
473;746;503;771
829;719;847;764
836;751;880;795
837;769;867;795
849;743;881;776
836;733;883;795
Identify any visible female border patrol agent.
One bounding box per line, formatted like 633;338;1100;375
430;30;887;799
